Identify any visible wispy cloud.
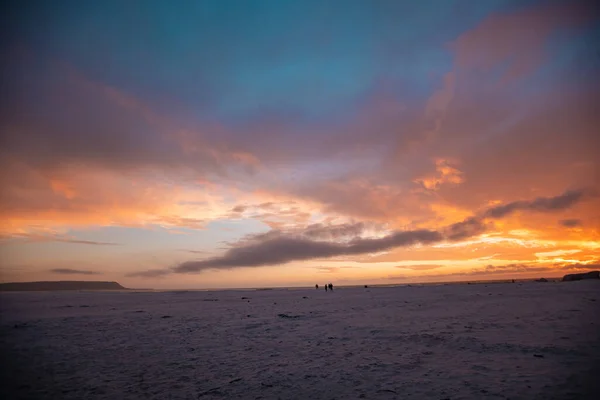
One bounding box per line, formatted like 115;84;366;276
125;269;172;278
179;249;209;254
390;260;600;281
483;189;589;219
415;159;464;190
560;262;600;271
154;216;207;230
315;266;356;273
535;249;581;258
395;265;442;271
471;260;600;276
224;201;313;229
1;233;119;246
50;268;101;275
389;264;553;281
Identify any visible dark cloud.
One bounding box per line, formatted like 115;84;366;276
302;222;368;240
443;217;488;240
483;189;588;219
50;268;101;275
230;205;247;214
173;229;442;273
228;229;284;248
125;269;171;278
233;221;379;247
126;189;587;276
559;218;582;227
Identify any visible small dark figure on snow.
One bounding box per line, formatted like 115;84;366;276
315;284;319;289
328;283;333;291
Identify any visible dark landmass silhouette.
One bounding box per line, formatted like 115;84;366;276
562;271;600;282
0;281;127;291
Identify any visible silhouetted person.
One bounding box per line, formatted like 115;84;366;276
315;284;319;289
328;283;333;291
324;284;328;292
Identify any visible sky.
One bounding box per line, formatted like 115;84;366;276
1;0;599;289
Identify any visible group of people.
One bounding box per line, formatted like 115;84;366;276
315;283;334;291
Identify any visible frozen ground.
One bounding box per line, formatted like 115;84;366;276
1;281;599;399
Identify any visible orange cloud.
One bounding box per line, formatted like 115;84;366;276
49;179;77;200
0;55;270;236
415;159;464;190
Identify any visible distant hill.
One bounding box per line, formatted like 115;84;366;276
0;281;127;291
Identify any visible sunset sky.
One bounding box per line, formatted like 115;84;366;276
1;0;598;289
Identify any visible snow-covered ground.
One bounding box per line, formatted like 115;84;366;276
1;281;599;399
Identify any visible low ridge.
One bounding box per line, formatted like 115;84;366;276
0;281;127;291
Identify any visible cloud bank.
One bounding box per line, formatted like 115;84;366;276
483;189;588;219
128;189;587;275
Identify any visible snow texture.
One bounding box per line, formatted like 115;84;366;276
1;281;599;399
